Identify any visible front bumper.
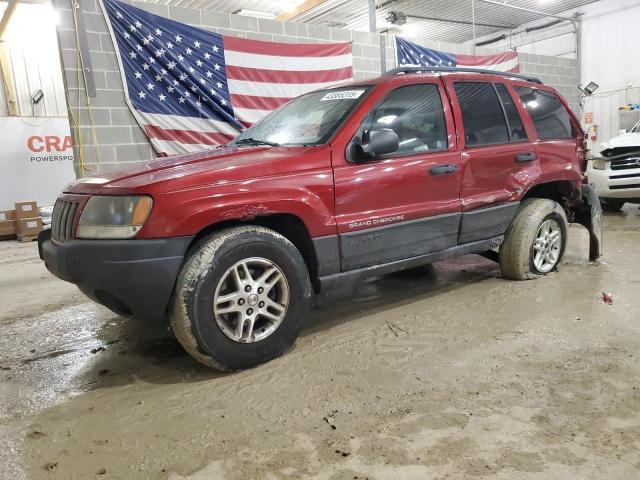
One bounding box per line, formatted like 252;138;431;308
38;229;193;321
587;160;640;200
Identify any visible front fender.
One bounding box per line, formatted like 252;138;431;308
138;173;336;238
573;184;602;261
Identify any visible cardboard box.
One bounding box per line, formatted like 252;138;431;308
0;210;16;221
0;219;17;236
15;201;39;220
17;217;43;236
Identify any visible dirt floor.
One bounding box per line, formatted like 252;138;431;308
1;207;640;480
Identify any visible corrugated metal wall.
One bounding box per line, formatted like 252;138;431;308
582;87;640;150
0;2;67;117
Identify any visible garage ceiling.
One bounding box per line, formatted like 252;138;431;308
136;0;602;43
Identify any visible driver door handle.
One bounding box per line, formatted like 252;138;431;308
429;164;457;176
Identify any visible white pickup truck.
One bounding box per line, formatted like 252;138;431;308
588;120;640;210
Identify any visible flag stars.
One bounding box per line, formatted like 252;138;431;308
155;74;162;82
188;66;195;73
206;70;213;78
213;63;221;71
221;99;227;106
115;10;123;19
142;63;150;70
184;91;191;98
167;61;176;70
138;90;146;99
196;59;203;67
179;73;187;81
175;34;182;43
155;28;162;36
212;45;219;53
129;51;137;59
136;44;143;51
199;77;206;85
146;82;155;90
168;86;175;93
123;32;130;39
185;47;193;55
216;82;223;88
167;41;174;49
178;54;184;62
194;40;201;48
178;97;185;103
204;52;211;60
195;101;201;108
159;93;166;101
134;71;142;79
135;20;142;28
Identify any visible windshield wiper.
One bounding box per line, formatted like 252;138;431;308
234;137;280;147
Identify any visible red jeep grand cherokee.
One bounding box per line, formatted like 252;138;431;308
39;67;602;371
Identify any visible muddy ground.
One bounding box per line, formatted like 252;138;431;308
1;208;639;479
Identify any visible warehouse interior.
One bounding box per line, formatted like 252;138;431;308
1;0;640;478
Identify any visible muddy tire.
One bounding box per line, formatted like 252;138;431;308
600;198;625;212
170;226;311;371
499;198;568;280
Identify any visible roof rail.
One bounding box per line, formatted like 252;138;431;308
383;66;542;84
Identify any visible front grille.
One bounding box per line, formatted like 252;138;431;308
609;172;640;180
51;199;79;242
610;156;640;170
610;183;640;190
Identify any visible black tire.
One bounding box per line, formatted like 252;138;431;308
499;199;568;280
170;226;311;371
600;198;625;211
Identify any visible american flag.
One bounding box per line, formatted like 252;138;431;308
101;0;353;155
396;37;519;73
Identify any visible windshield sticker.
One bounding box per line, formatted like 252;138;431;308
321;90;365;101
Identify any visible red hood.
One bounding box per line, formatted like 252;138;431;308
65;145;331;194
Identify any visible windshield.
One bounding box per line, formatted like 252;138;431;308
232;86;371;146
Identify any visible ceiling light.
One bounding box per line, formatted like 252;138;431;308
233;9;276;19
282;0;305;12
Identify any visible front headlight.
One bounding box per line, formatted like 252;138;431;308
591;158;606;170
77;195;153;239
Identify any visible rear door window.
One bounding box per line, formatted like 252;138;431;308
514;86;573;140
495;83;526;141
453;82;510;147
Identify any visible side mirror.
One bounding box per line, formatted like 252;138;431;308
359;129;399;159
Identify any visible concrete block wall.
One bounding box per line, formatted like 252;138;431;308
518;53;580;113
54;0;579;175
53;0;382;174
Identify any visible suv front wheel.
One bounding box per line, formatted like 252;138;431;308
499;198;568;280
170;226;311;371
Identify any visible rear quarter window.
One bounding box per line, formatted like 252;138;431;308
514;87;573;140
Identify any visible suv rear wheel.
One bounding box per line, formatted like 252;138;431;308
170;226;311;371
499;198;568;280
